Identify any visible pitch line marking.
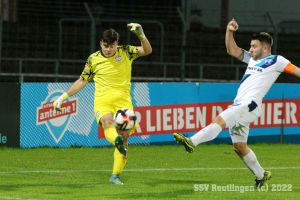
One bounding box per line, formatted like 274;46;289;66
0;167;299;174
0;197;39;200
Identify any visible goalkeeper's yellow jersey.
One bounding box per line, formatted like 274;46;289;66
80;45;139;98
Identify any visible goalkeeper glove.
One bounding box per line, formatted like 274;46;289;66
53;93;69;114
127;23;145;41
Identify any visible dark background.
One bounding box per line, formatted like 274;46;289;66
0;83;20;147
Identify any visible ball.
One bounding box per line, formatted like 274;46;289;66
113;108;137;131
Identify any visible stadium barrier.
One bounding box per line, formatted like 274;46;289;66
0;83;20;147
19;83;300;148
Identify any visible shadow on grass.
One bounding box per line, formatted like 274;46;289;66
104;189;195;199
0;183;95;191
142;178;213;187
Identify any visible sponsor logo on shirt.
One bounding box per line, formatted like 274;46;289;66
247;66;262;72
265;59;273;65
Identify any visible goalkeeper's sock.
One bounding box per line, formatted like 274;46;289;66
112;147;127;174
129;125;137;136
104;125;118;145
242;149;264;180
190;123;222;146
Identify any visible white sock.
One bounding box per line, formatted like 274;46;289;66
242;149;265;180
190;123;222;146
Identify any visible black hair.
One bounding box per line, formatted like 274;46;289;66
251;32;273;47
102;29;119;45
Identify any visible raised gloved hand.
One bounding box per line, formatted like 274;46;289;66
53;93;69;114
127;23;145;41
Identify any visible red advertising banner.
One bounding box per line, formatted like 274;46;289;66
98;99;300;138
37;100;77;123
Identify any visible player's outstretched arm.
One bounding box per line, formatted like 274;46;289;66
53;78;88;113
66;78;89;97
292;67;300;78
225;19;243;60
127;23;152;56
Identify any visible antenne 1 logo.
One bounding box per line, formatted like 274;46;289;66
36;90;78;143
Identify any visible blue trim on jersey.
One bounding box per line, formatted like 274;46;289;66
240;74;251;84
255;55;278;68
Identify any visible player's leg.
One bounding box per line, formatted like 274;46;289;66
174;110;227;153
232;139;264;178
100;113;126;154
113;93;138;154
231;133;271;187
233;142;264;177
190;115;225;145
103;119;128;185
113;130;130;172
174;115;224;153
94;98;119;146
95;104;128;185
100;113;118;144
110;130;130;185
111;121;137;183
110;107;137;182
94;99;123;184
229;101;271;187
109;94;136;185
98;113;127;185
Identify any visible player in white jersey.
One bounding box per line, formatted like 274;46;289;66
174;19;300;187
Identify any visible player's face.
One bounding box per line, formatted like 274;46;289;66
249;40;263;60
100;41;118;57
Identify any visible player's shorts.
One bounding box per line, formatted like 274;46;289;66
219;99;262;143
94;92;138;135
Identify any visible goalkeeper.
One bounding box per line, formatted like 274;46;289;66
53;23;152;185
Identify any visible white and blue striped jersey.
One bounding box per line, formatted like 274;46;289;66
234;50;293;104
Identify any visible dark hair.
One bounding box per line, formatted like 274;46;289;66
251;32;273;47
102;29;119;45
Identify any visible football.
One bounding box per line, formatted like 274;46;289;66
113;108;137;131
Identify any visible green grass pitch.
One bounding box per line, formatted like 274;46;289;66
0;143;299;199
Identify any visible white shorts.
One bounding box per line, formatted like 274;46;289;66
219;99;262;143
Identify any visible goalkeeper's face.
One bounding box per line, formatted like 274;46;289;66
100;40;118;57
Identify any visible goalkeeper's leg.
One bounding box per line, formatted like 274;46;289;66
101;114;128;185
110;131;129;185
101;114;127;155
101;113;118;144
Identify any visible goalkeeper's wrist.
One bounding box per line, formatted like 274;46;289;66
60;92;69;101
138;34;146;41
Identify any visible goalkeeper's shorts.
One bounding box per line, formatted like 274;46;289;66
94;92;138;135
